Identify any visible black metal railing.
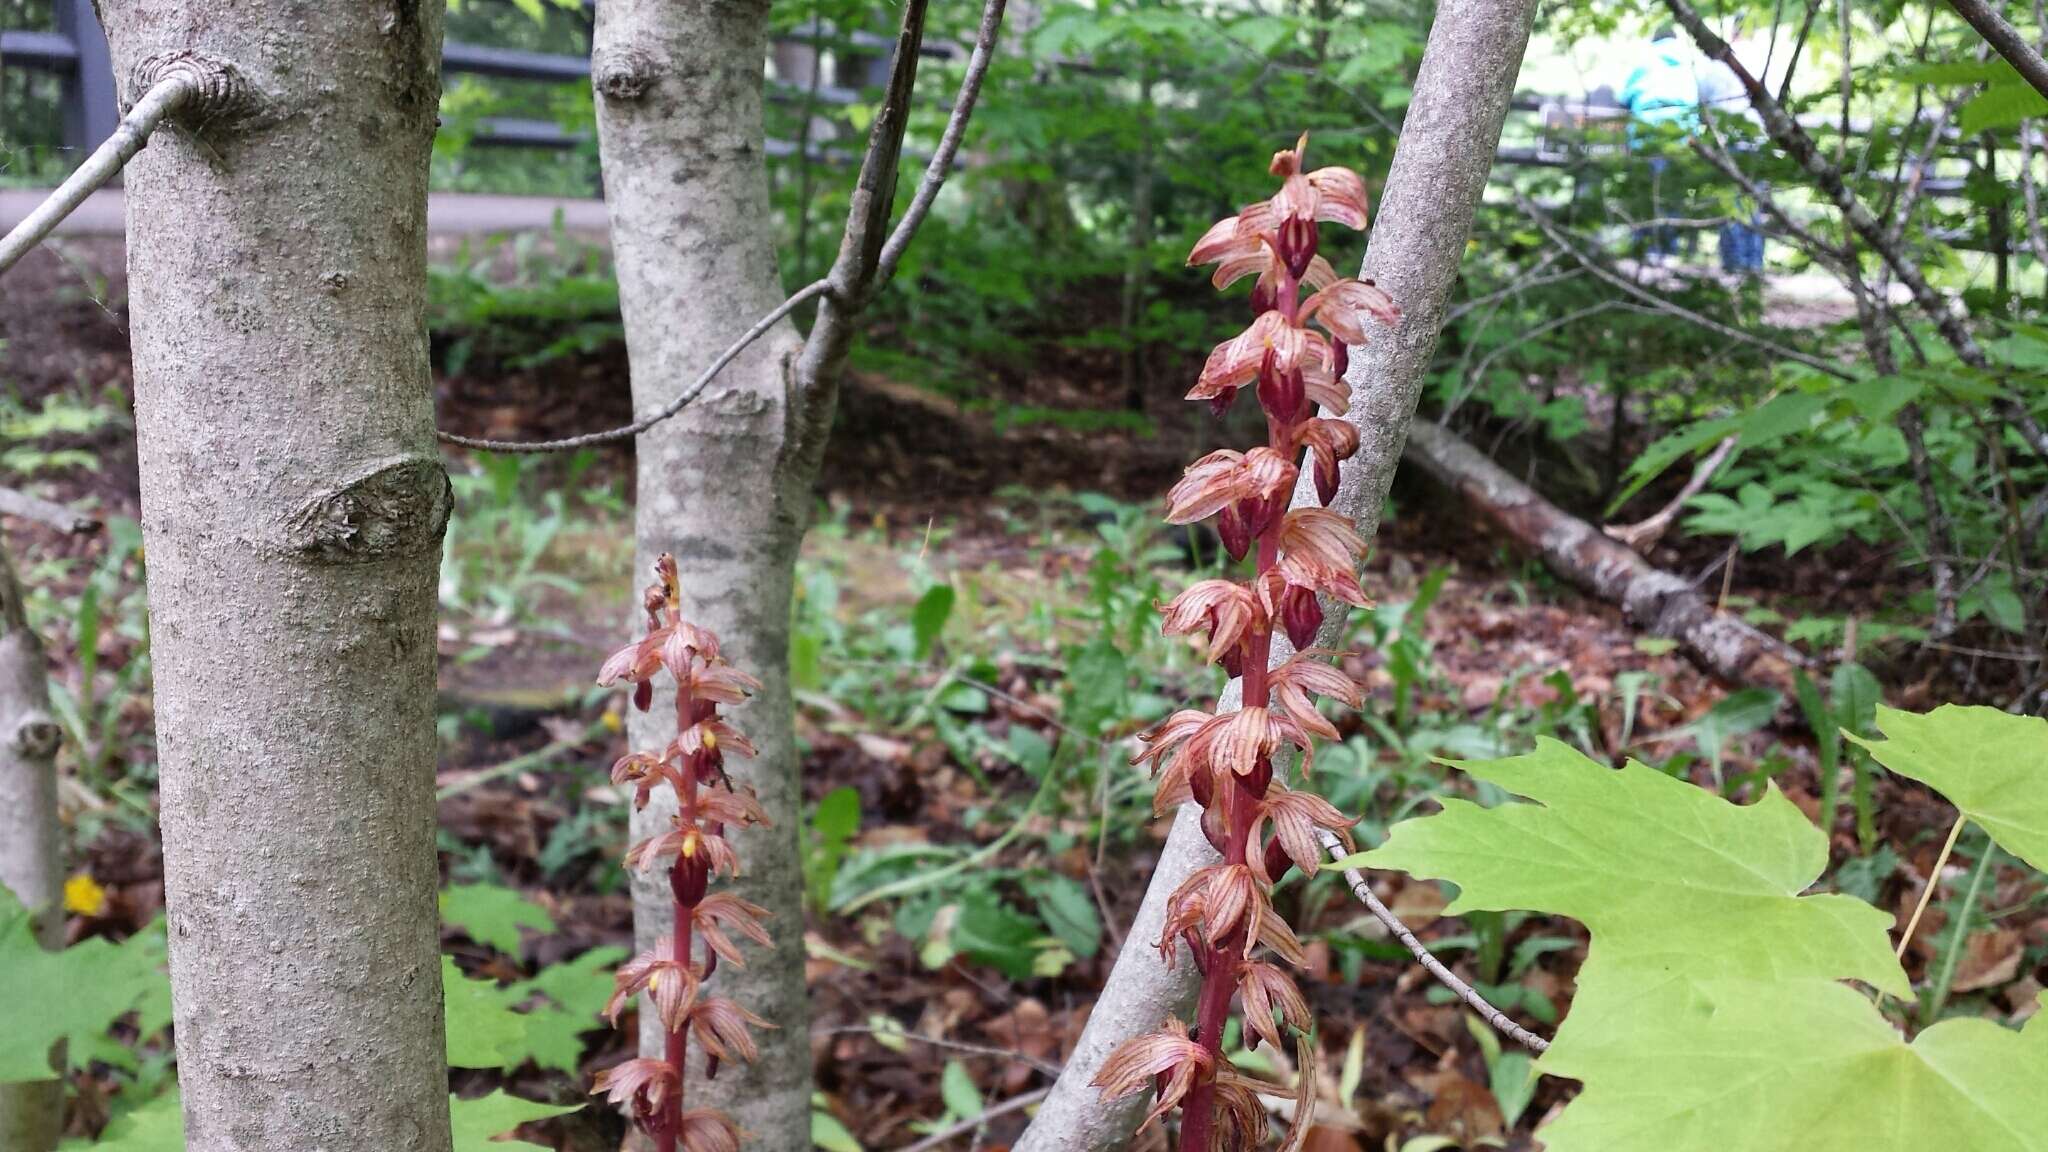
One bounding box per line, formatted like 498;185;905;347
1;1;934;161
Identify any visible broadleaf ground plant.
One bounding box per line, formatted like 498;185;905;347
1091;134;1394;1151
1362;706;2048;1150
592;554;775;1152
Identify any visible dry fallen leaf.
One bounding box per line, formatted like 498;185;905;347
1950;928;2024;992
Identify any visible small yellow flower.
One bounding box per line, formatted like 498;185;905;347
64;873;108;918
600;710;623;734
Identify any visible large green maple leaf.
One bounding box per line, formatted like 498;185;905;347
71;1088;581;1151
1356;739;1909;1039
439;883;557;957
1538;978;2048;1151
1848;705;2048;871
0;887;169;1083
449;1090;582;1152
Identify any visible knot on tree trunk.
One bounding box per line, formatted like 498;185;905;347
12;714;60;759
594;48;660;101
129;51;254;125
280;457;452;565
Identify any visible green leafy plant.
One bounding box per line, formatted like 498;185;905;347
37;517;152;816
0;389;124;477
1358;704;2048;1149
0;881;586;1146
440;882;557;957
803;786;863;914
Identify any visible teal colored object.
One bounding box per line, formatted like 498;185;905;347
1620;38;1703;128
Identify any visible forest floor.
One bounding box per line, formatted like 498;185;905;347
3;237;2036;1151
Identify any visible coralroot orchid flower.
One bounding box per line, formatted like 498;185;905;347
593;554;773;1152
1092;133;1390;1152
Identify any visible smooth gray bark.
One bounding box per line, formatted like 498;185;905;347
96;7;454;1151
0;539;64;1151
591;3;815;1147
1014;1;1536;1145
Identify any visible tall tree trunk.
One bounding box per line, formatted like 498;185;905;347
0;539;63;1152
1013;1;1536;1147
590;5;815;1148
95;7;454;1150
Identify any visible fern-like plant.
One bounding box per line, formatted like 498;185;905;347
1091;133;1397;1151
592;554;774;1152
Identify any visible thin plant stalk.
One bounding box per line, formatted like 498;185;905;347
1896;814;1967;962
1923;832;1999;1027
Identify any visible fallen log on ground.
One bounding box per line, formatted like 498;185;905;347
1403;420;1810;696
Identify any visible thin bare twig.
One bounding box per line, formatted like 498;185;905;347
1318;830;1550;1053
1882;96;1963;252
1693;115;1847;272
873;0;1009;291
1778;0;1824;104
439;0;1009;455
1442;257;1578;323
1515;196;1852;379
1664;0;2048;462
1896;813;1968;960
1946;0;2048;101
0;487;99;535
1900;403;1961;640
434;279;831;453
0;74;198;276
1441;300;1630;423
897;1087;1050;1152
814;1026;1063;1078
1606;434;1738;551
2022;126;2048;268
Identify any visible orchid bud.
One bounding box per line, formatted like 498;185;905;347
1216;506;1251;562
1282;584;1323;650
1242;757;1273;799
1332;339;1349;381
1249;276;1278;317
1202;804;1232;854
1256;358;1307;426
1262;836;1294;885
1239;491;1286;541
1219;644;1245;681
1314;451;1340;506
1208;385;1239;419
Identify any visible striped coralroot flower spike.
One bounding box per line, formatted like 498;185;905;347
1092;133;1393;1152
592;554;773;1152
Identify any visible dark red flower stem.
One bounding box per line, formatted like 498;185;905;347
658;682;702;1152
1179;259;1301;1152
